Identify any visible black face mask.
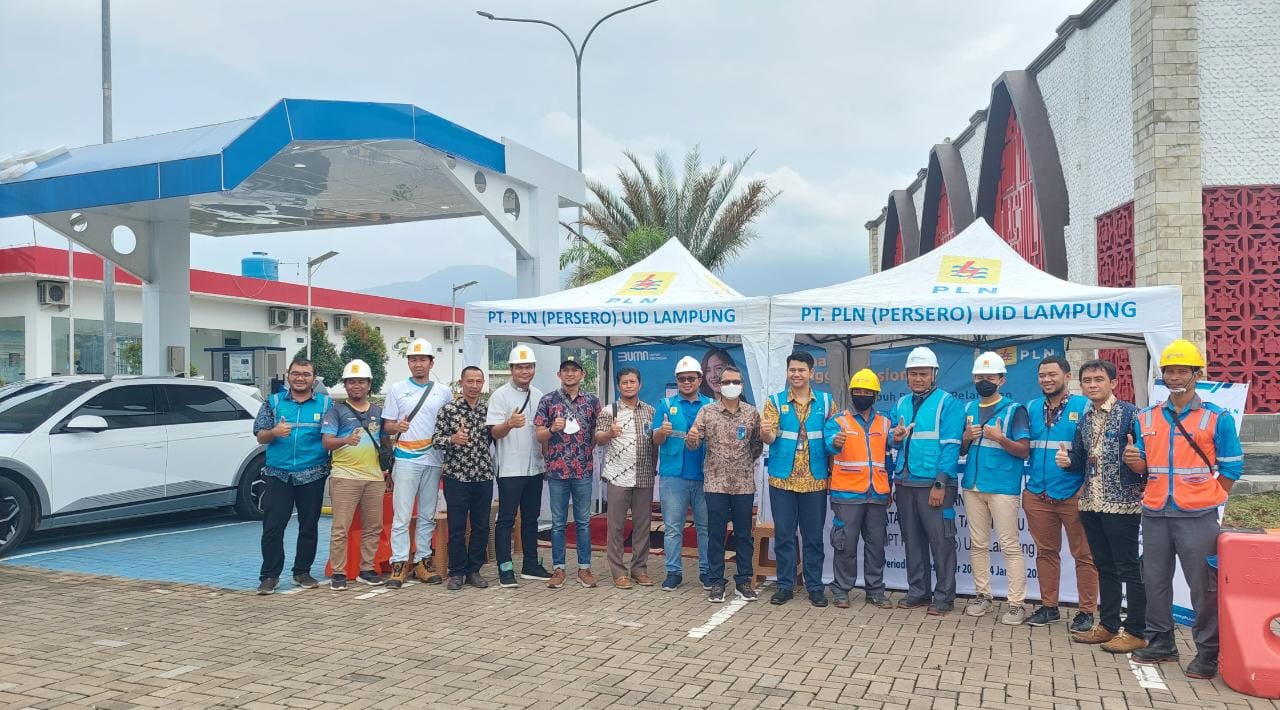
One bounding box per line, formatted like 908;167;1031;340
850;394;876;412
974;380;999;398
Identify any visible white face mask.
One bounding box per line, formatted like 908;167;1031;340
720;384;743;400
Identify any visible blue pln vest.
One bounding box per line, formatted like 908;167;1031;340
961;398;1026;496
891;389;963;484
265;391;332;472
656;394;713;478
766;389;832;479
1025;394;1089;500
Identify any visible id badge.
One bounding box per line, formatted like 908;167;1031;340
798;437;806;451
736;424;746;441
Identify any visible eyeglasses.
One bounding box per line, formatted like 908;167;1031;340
676;375;699;383
720;380;743;386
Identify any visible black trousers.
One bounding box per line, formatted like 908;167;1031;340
496;473;544;568
259;475;326;581
706;492;754;586
1079;511;1146;636
444;477;494;576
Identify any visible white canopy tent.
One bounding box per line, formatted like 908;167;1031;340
768;219;1184;403
462;238;777;404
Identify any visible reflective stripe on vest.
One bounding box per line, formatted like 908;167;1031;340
831;411;890;496
1139;404;1227;512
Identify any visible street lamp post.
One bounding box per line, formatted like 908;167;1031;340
450;280;478;383
305;251;339;360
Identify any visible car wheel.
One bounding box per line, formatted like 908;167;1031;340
233;454;267;521
0;476;34;557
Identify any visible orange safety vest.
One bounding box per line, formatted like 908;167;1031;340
831;411;891;496
1139;403;1228;512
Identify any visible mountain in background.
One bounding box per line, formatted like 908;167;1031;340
363;265;516;305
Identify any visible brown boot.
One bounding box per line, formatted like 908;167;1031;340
1071;625;1116;644
413;556;442;584
386;562;408;589
578;569;598;588
613;575;633;589
1101;629;1148;654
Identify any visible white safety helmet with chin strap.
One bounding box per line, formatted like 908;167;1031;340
406;338;434;358
675;356;702;375
508;344;537;365
341;359;372;381
972;351;1008;375
905;346;939;370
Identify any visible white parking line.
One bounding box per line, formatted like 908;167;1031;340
687;599;748;639
5;521;253;560
353;588;392;600
1127;655;1168;690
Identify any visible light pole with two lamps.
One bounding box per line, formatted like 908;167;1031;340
305;251;339;360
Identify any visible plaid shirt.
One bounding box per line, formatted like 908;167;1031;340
596;400;657;488
436;397;495;482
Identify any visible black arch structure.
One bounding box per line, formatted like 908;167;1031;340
919;142;975;254
880;189;921;272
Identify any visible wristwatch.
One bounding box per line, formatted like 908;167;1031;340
932;481;944;490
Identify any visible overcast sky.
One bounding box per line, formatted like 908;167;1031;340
0;0;1084;299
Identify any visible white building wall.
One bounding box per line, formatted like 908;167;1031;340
1036;0;1134;286
1200;0;1280;186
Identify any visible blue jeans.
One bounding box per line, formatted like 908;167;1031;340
548;477;593;568
769;486;827;593
659;476;708;576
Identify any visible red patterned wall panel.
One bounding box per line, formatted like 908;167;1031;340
936;183;957;246
992;105;1045;270
1203;185;1280;413
1095;202;1136;403
891;226;905;267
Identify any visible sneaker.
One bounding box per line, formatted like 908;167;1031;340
633;573;655;586
547;568;567;589
700;572;712;591
293;573;319;589
1026;606;1061;627
578;569;598;588
866;594;893;609
809;590;829;608
446;575;464;591
708;582;726;603
1101;629;1148;654
1184;652;1218;680
965;595;994;617
520;562;552;580
498;569;519;588
256;577;278;595
329;574;348;591
413;557;442;584
661;573;682;591
833;590;850;609
1070;611;1095;634
927;602;953;616
1132;632;1179;664
770;588;794;605
735;583;758;602
897;596;930;609
1000;603;1028;626
466;573;488;589
614;576;633;589
386;562;408;590
1071;625;1116;644
357;571;384;586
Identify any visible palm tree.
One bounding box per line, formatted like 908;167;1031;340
561;147;778;287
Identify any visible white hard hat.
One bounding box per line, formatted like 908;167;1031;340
675;356;702;375
341;359;372;380
905;346;939;369
406;338;434;357
508;344;537;365
972;351;1008;375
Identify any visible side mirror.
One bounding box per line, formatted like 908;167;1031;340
65;414;109;433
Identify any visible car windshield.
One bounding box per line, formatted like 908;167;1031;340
0;380;102;433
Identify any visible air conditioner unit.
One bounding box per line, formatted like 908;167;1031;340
443;325;462;341
293;309;309;329
37;280;70;308
268;306;291;330
333;314;351;333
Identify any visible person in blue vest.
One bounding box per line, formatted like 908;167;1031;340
891;346;964;615
1024;355;1098;632
761;350;835;607
960;351;1031;625
652;355;715;591
251;357;332;595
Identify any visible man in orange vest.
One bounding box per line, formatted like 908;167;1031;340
1127;339;1243;680
823;369;894;610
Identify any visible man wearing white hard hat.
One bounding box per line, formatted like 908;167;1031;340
485;344;551;588
651;355;715;592
890;346;964;615
320;359;388;591
960;351;1032;625
381;338;453;589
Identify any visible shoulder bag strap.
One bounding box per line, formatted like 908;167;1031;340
1171;410;1217;475
405;381;435;423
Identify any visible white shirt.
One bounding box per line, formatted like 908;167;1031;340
485;381;545;477
381;378;452;466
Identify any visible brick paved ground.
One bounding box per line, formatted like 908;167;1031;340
2;561;1276;710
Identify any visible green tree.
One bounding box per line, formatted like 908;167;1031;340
340;317;389;392
562;147;778;287
294;319;342;386
121;340;142;375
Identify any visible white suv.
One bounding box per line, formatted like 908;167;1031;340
0;376;268;556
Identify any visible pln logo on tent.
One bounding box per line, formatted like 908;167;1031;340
934;256;1002;294
610;271;676;304
993;346;1018;367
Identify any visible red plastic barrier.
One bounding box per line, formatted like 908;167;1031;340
1218;531;1280;698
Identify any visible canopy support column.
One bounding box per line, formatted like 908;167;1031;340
141;209;191;376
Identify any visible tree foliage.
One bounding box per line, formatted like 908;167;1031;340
338;318;388;392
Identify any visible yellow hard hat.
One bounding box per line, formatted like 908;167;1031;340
1159;339;1206;369
848;368;881;393
341;359;372;380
